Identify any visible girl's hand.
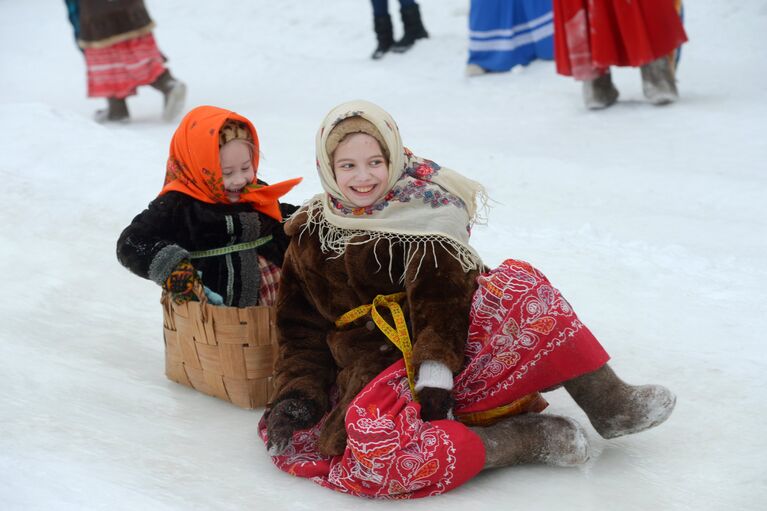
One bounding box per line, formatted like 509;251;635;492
417;387;454;422
162;259;201;304
265;398;320;455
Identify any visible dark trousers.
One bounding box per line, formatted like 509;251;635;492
371;0;416;17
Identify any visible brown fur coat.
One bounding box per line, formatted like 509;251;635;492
271;210;481;455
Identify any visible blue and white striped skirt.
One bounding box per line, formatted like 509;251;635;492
468;0;554;72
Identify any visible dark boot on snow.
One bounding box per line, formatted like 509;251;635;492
472;414;590;469
94;97;129;123
371;14;394;60
391;4;428;53
564;364;676;439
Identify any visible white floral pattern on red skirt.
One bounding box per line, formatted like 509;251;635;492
259;259;610;498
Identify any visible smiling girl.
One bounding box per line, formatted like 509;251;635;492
261;100;676;499
117;106;302;308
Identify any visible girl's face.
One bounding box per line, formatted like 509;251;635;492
220;140;255;202
332;133;389;208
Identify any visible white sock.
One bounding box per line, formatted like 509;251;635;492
415;360;454;392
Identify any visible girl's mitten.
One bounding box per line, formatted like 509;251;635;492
162;259;201;304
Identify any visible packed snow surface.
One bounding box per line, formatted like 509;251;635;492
1;1;765;510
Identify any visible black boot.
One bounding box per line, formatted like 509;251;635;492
371;15;394;60
391;4;428;53
150;69;187;121
94;97;129;123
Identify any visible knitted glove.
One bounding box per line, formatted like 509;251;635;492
417;387;454;422
265;397;320;455
162;259;201;305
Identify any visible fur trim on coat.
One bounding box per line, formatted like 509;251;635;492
271;208;481;455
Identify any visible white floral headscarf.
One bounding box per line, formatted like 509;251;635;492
298;100;486;280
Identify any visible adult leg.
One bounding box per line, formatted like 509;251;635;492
582;69;619;110
391;0;428;53
473;414;590;469
563;364;676;439
370;0;395;60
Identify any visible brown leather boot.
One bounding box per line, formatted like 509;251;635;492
472;414;590;469
564;364;676;439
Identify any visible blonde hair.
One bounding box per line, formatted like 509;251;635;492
221;138;257;160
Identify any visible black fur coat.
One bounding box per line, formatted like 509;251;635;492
116;190;298;307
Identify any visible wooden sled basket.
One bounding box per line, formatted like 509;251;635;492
161;284;277;409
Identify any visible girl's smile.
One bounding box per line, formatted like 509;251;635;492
220;139;255;202
332;133;389;208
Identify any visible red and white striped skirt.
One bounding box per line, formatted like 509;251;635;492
84;33;166;99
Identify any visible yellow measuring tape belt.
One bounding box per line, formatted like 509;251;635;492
335;292;418;399
455;393;545;427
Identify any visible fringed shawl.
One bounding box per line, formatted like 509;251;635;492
295;100;486;280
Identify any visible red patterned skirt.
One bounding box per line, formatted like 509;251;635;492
259;259;610;498
84;33;166;99
553;0;687;79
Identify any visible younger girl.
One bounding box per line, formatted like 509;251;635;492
117;105;302;308
261;100;675;499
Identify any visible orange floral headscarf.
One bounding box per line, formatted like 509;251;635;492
160;105;302;221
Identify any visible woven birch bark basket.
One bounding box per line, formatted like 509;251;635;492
161;283;276;408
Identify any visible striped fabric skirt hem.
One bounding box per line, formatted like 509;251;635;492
85;33;166;99
468;0;554;72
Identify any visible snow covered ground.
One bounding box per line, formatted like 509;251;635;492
1;1;765;509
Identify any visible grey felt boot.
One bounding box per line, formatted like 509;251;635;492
640;56;678;105
582;71;619;110
472;414;590;469
150;70;187;121
564;364;676;439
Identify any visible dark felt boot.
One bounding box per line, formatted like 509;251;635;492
564;364;676;439
150;69;187;121
94;97;129;123
391;4;428;53
371;15;394;60
472;414;590;469
582;71;619;110
640;56;678;105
